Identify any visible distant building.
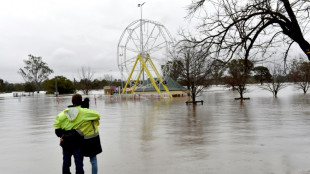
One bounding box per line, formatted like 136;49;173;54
104;86;118;95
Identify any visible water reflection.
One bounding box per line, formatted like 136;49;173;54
1;88;310;173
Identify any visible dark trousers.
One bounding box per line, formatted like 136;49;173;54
62;148;84;174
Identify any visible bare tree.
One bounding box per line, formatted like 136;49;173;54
174;42;212;103
289;58;310;94
103;74;114;86
78;66;94;95
261;63;287;97
186;0;310;63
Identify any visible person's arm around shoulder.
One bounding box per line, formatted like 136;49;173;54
83;108;100;121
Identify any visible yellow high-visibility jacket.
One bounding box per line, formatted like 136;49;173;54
54;106;100;138
77;119;100;139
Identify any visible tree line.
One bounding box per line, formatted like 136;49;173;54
0;76;122;94
164;53;310;100
1;55;121;94
2;54;309;100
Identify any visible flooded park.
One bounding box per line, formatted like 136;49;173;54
1;85;310;174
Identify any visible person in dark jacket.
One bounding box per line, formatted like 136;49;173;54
80;98;102;174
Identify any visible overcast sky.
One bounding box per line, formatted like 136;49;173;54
0;0;193;83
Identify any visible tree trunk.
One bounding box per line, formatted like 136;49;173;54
192;91;196;103
36;82;40;93
280;0;310;61
239;85;243;99
303;87;307;94
296;39;310;61
274;90;278;98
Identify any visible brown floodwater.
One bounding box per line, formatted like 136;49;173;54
1;85;310;174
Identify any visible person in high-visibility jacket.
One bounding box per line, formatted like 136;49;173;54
54;94;100;174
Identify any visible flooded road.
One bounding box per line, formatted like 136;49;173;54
1;85;310;174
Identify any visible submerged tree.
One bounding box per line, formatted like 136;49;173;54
225;59;254;99
0;79;5;92
210;59;226;85
289;58;310;94
174;42;212;103
253;66;272;85
43;76;75;94
187;0;310;63
24;82;36;93
78;66;94;95
162;59;183;82
18;54;54;93
92;79;108;90
262;63;287;97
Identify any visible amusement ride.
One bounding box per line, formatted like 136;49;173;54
117;2;174;98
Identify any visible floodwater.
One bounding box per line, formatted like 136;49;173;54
1;85;310;174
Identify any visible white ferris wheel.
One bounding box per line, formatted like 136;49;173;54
117;18;174;97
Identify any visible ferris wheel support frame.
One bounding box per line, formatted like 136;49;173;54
118;19;174;98
121;54;172;98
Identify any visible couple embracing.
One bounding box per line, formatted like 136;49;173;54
54;94;102;174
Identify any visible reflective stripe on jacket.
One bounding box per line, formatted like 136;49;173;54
76;120;100;139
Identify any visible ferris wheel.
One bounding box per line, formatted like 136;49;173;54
117;19;174;97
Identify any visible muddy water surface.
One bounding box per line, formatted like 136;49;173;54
1;86;310;174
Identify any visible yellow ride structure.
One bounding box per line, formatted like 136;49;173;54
121;53;171;98
117;19;174;98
